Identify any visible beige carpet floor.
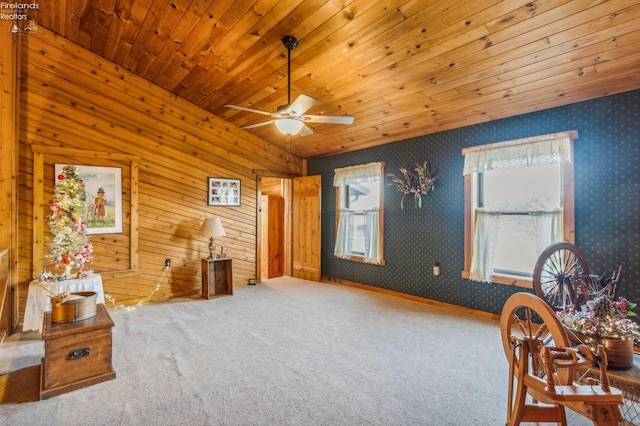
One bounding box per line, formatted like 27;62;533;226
0;277;595;425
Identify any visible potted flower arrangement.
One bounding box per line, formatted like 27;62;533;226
557;295;638;369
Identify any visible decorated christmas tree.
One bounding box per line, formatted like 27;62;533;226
45;165;93;280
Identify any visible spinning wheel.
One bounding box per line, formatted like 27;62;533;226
501;292;573;399
532;242;591;311
501;292;623;425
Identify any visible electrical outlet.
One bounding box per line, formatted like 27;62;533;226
165;258;171;267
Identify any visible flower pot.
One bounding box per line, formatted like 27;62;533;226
600;337;634;370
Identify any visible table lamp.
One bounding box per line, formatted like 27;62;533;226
199;217;226;259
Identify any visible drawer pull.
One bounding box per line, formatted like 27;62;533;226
68;347;91;359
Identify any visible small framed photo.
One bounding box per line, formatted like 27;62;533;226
208;177;241;206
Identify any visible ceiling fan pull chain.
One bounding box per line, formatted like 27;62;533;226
286;134;291;162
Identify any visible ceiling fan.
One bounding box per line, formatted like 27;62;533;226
225;35;354;136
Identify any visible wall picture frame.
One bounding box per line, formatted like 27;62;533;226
55;164;123;234
208;177;241;206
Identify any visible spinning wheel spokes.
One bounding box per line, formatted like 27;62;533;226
501;293;570;382
533;242;590;311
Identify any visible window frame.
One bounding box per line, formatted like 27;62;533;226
334;162;385;265
461;131;577;288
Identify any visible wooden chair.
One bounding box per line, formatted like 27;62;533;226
501;292;623;425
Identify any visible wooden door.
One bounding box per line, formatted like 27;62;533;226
263;195;284;278
259;195;269;280
292;176;321;281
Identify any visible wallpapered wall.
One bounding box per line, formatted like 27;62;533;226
307;89;640;315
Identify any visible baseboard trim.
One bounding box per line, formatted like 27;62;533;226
321;275;500;321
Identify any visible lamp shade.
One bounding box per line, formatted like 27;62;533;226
275;118;304;135
199;217;226;238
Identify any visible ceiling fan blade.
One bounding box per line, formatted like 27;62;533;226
286;94;317;116
241;120;275;129
301;114;354;125
299;124;314;136
225;104;274;117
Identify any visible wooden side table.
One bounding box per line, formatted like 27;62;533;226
202;258;233;299
40;303;115;400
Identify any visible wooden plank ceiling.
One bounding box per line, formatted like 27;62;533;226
22;0;640;158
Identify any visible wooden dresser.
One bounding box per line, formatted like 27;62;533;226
40;303;116;400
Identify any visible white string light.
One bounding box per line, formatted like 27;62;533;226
104;266;168;311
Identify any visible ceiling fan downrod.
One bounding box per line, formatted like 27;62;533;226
224;34;353;137
281;35;298;107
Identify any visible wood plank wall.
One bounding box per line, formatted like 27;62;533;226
15;28;302;318
0;29;20;333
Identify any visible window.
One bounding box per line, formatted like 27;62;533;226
334;162;385;264
462;132;577;287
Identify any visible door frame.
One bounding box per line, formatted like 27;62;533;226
255;171;298;283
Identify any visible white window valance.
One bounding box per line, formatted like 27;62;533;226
333;162;383;187
462;132;574;175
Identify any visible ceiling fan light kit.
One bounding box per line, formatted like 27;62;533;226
225;35;354;138
275;118;304;135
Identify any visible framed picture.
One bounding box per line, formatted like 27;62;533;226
208;177;241;206
55;164;123;234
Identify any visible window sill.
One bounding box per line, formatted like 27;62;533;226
461;270;531;288
335;255;385;266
